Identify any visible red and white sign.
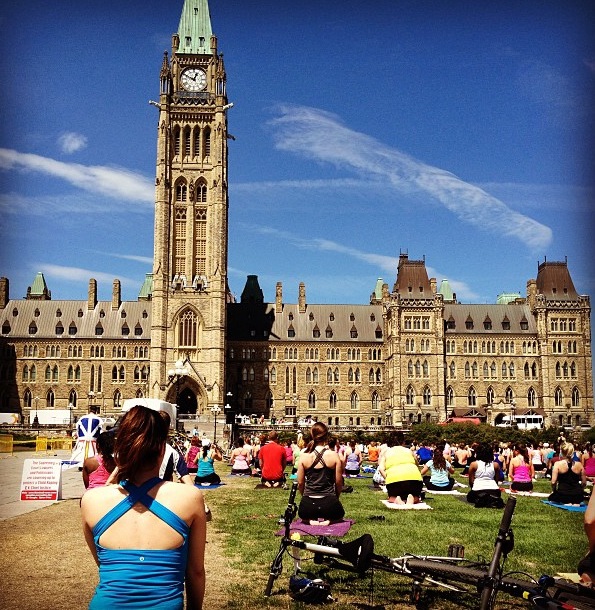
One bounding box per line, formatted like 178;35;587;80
20;459;62;501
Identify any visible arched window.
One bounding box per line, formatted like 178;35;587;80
46;389;54;408
527;387;536;407
446;386;454;406
313;367;319;383
270;367;276;383
555;387;563;407
114;390;122;409
371;392;380;410
350;392;359;410
178;309;198;347
23;388;32;409
423;387;432;406
406;386;414;406
329;392;337;410
572;387;580;407
69;389;77;408
486;387;495;405
505;387;513;403
308;391;316;410
468;387;476;406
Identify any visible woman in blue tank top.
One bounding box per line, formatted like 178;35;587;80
81;405;207;609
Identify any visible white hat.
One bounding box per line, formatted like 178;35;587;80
543;443;549;448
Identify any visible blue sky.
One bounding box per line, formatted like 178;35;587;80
1;0;593;306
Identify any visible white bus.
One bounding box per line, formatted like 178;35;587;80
496;414;544;430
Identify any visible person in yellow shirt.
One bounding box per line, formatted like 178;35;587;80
378;431;422;505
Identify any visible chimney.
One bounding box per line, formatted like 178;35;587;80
275;282;283;313
112;279;121;310
0;277;8;309
430;278;437;294
298;282;306;313
526;278;537;311
88;278;97;310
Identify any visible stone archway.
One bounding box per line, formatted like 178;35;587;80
176;387;197;416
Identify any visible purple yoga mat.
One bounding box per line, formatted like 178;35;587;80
275;518;355;537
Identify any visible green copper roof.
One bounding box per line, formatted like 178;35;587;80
138;273;153;300
30;272;48;296
438;279;454;301
177;0;213;55
373;278;384;300
496;292;521;305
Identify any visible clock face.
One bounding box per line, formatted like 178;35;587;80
181;68;207;92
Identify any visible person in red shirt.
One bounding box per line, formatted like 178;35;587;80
259;430;287;487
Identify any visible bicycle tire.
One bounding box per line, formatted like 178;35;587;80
404;557;488;587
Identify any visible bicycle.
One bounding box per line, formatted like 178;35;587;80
265;482;595;609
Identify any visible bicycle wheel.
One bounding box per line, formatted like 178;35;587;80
405;558;488;587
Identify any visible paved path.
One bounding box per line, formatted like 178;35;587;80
0;450;85;520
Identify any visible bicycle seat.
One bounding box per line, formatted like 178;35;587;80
337;534;375;573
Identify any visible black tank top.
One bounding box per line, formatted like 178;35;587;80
304;448;336;496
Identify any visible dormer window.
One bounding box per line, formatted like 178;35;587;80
78;309;83;318
326;325;333;338
95;323;104;336
350;313;355;322
329;313;335;322
287;325;295;338
375;325;382;339
465;315;474;330
309;312;314;321
313;326;320;338
484;316;492;330
2;321;10;334
350;325;358;338
56;309;62;317
12;307;18;317
34;308;40;317
502;316;510;331
28;321;37;334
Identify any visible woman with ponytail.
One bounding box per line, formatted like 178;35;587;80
549;443;586;505
509;442;535;492
81;405;207;609
297;422;345;525
194;443;223;486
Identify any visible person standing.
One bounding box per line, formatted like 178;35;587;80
81;405;206;609
259;430;287;487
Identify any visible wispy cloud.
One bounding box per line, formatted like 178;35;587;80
102;252;154;265
57;132;88;154
242;224;478;300
268;105;552;250
37;263;140;290
0;148;153;204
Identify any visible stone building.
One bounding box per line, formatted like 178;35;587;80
0;0;592;429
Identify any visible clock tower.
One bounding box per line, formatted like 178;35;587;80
149;0;229;416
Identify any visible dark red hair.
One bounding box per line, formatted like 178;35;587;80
115;406;168;483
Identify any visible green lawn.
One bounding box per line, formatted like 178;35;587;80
202;464;588;609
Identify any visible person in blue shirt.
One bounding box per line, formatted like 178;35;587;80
420;447;455;490
416;442;433;465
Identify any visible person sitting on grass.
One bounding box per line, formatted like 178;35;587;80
297;422;344;525
466;443;504;508
193;443;223;486
82;431;116;490
259;430;287;488
549;442;587;505
229;437;252;476
344;440;362;477
420;447;455;491
509;443;534;493
378;431;423;505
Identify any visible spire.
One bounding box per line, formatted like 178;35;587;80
176;0;213;55
26;272;51;300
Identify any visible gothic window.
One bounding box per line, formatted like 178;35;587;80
350;392;359;410
348;367;354;383
356;367;361;383
114;390;122;409
119;365;125;381
195;207;207;276
45;365;51;382
176;182;187;202
174;207;187;275
305;367;311;383
173;126;181;156
30;365;36;381
487;387;495;405
423;360;429;377
572;387;580;407
23;388;32;409
471;361;478;378
555;387;563;407
468;387;476;406
371;392;380;410
406;386;414;406
528;387;536;407
449;361;456;379
46;389;55;408
524;362;530;378
203;126;211;157
22;365;29;382
183;127;191;157
333;367;339;383
249;367;255;382
446;386;454;406
329;391;337;410
483;362;489;378
327;368;333;383
178;309;198;347
68;365;74;382
308;391;316;410
270;367;276;383
505;387;513;403
570;362;576;378
509;362;515;377
313;367;319;383
423;386;432;406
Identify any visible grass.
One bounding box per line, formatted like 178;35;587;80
202;463;588;609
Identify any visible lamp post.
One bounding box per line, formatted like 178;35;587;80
210;405;221;444
33;396;39;427
167;360;188;406
68;402;74;430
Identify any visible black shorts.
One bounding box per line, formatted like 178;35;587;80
298;495;345;522
386;480;423;501
511;481;533;492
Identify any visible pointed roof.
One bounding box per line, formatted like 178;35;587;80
241;275;264;304
176;0;213;55
393;254;432;297
438;279;454;302
27;272;51;300
138;273;153;301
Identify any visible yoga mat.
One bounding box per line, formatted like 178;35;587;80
382;500;432;510
275;518;355;537
195;482;225;490
255;483;287;489
423;489;465;495
504;489;549;497
542;500;587;512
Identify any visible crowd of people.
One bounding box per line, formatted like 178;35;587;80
77;407;595;607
